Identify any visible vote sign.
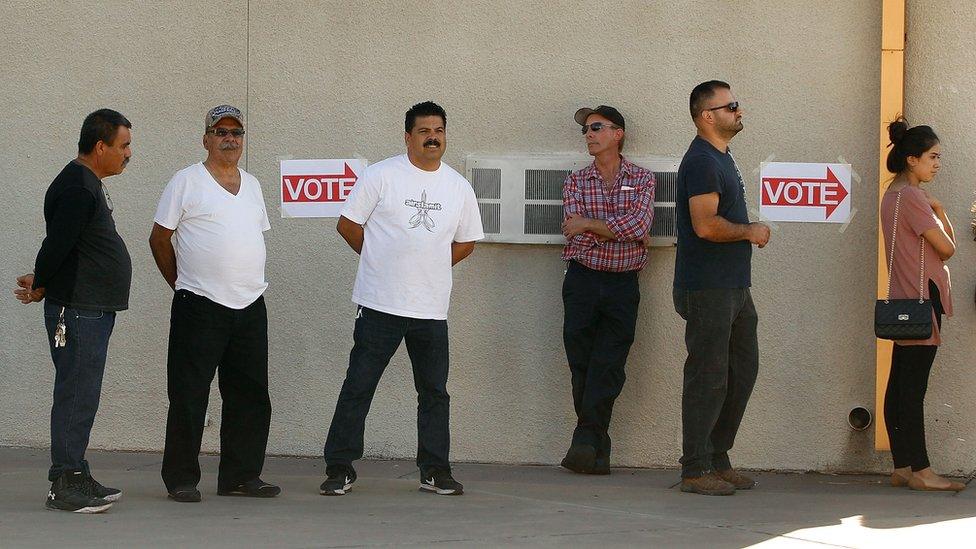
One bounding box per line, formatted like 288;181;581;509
759;162;852;223
280;159;367;218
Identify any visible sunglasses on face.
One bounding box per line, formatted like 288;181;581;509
208;128;246;137
581;121;620;134
705;101;739;113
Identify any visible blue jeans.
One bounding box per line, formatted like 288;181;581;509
673;288;759;478
324;306;452;474
43;299;116;481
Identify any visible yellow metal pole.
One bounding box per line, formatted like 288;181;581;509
876;0;906;451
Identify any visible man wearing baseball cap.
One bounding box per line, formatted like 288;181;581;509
150;105;279;502
560;105;655;474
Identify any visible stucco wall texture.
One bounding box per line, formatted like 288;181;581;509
1;1;970;475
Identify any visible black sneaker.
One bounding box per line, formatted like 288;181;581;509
320;464;356;496
83;473;123;502
45;471;113;513
167;485;202;503
218;478;281;498
419;469;463;495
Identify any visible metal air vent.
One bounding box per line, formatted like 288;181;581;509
466;154;679;246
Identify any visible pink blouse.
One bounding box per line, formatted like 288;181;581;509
880;182;952;346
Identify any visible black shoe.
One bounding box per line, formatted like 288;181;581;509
320;464;356;496
167;485;202;503
560;444;596;474
589;454;611;476
83;473;123;502
419;469;463;495
45;471;113;513
218;478;281;498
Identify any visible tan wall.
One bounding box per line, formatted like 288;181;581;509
901;0;976;473
4;1;968;475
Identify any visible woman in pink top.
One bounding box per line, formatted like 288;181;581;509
880;119;962;492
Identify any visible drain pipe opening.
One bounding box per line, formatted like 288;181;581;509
848;406;872;431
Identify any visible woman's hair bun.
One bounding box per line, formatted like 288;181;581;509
885;117;939;174
888;118;909;146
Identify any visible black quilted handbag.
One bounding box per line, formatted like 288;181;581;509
875;191;932;340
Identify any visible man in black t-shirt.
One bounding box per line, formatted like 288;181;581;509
14;109;133;513
673;81;770;496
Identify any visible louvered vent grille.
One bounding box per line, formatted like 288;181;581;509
479;203;501;234
471;168;501;199
525;169;569;200
653;171;677;202
524;204;563;235
465;154;679;245
652;205;676;238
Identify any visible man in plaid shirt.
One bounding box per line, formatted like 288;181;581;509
560;105;655;475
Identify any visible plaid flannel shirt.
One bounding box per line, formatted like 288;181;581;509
561;157;656;272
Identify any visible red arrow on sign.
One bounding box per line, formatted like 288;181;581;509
281;163;359;203
761;168;849;219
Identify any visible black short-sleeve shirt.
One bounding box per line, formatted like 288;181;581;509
673;136;752;290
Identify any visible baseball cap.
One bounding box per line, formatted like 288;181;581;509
574;105;625;129
205;104;245;130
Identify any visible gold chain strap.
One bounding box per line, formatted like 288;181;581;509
884;190;926;304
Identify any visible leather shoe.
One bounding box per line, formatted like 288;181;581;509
560;444;596;474
891;473;910;487
715;468;756;490
680;472;735;496
218;478;281;497
167;486;201;503
588;455;610;475
907;475;965;492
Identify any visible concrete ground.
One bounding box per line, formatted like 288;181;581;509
1;447;974;548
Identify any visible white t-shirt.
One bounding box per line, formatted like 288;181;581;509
154;162;271;309
341;154;484;320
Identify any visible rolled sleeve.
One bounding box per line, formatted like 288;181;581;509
562;172;586;217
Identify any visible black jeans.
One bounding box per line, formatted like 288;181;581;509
43;300;116;481
324;306;451;474
673;288;759;478
161;290;271;491
884;281;943;471
562;261;640;459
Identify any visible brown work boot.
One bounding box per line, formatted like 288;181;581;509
715;468;756;490
680;472;735;496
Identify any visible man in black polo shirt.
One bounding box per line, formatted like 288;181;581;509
14;109;133;513
673;81;770;496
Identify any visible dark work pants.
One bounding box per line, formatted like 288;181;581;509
324;306;451;474
161;290;271;491
674;288;759;478
884;281;943;472
562;261;640;459
43;300;116;481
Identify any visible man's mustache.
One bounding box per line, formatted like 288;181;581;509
219;142;240;150
423;139;441;148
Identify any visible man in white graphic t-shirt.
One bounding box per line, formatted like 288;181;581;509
320;101;484;497
149;105;279;503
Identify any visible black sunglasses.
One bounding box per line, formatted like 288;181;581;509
580;121;620;134
208;128;246;138
705;101;739;113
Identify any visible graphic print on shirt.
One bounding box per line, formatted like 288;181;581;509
404;190;442;231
